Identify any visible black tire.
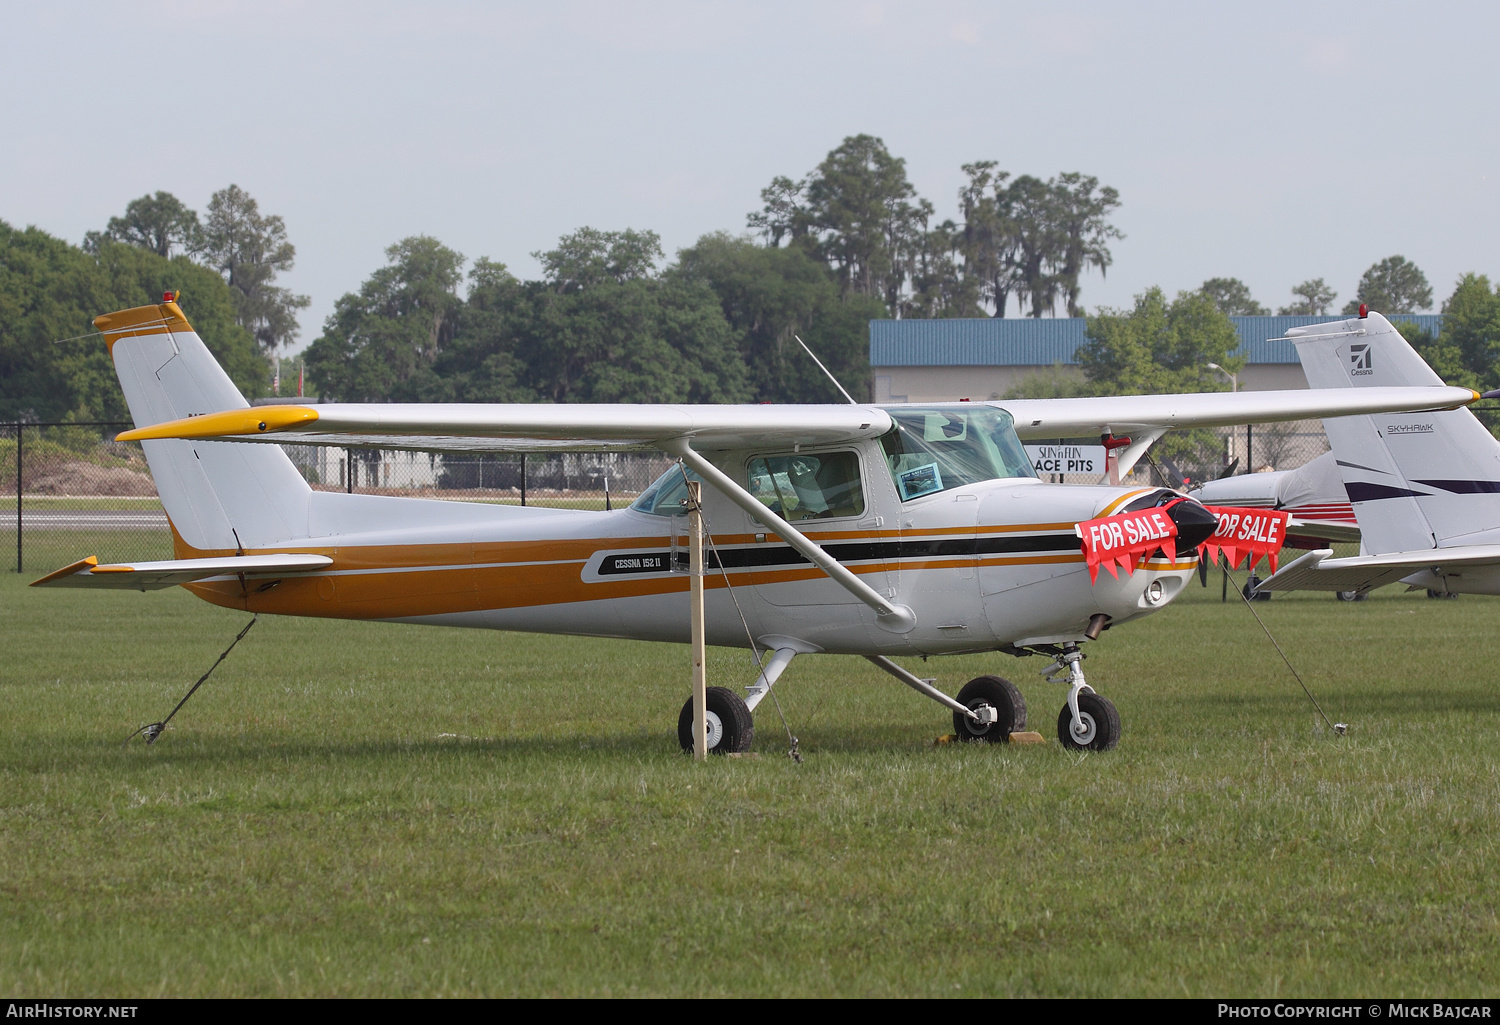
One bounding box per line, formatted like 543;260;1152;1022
677;686;754;754
1335;589;1366;602
952;675;1026;743
1057;692;1121;752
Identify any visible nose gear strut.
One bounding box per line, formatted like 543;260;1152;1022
1041;642;1121;751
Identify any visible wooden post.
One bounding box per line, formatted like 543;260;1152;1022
688;480;707;761
14;424;21;573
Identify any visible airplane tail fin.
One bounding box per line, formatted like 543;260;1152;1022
97;298;311;553
1291;312;1500;553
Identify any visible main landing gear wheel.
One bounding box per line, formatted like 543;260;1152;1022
677;686;754;754
1057;692;1120;752
953;675;1026;743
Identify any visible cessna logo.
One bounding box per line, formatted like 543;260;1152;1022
1349;343;1373;376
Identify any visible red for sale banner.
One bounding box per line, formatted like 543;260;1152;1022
1199;505;1289;573
1075;506;1179;584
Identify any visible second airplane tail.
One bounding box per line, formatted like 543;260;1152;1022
1292;311;1500;553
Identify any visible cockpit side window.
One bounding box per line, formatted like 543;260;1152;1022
746;451;865;522
880;406;1036;501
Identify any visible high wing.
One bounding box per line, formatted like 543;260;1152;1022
1258;546;1500;593
32;554;333;590
117;386;1476;453
117;404;894;452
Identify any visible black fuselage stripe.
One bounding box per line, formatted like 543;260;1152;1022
597;533;1083;574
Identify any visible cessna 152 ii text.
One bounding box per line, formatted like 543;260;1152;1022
34;299;1478;752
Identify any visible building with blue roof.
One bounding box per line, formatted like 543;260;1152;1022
869;315;1443;403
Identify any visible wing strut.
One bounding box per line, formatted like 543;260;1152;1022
661;439;916;633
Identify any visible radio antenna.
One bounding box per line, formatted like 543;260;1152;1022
794;334;858;405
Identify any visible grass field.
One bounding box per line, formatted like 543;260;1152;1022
1;557;1497;997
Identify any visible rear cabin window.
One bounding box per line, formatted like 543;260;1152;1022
747;452;864;522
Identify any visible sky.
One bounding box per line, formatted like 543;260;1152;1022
3;1;1496;354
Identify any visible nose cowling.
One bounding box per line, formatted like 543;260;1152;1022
1167;499;1219;552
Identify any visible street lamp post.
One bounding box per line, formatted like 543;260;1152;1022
1207;361;1246;471
1206;362;1238;392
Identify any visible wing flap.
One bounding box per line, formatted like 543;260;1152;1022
31;553;333;590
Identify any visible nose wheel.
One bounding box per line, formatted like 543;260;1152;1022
1042;643;1122;751
1057;691;1120;751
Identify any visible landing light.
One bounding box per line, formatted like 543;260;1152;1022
1146;580;1165;605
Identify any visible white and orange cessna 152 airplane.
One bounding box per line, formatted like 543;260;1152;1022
34;298;1478;752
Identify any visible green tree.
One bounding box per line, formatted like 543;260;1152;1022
1076;287;1243;395
519;229;748;404
85;191;201;258
957;161;1019;317
304;236;466;402
1342;255;1433;315
673;232;881;402
534;227;663;292
197;184;310;351
1279;278;1337;315
1009;175;1061;318
752;134;916;310
0;221;264;421
1201;277;1269;316
1425;274;1500;390
1051;173;1122;317
432;257;535;403
1002;363;1096;399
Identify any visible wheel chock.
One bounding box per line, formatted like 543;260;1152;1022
935;732;1048;746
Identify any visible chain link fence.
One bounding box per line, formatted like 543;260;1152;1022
276;444;676;510
3;423;675;574
6;419;1335;575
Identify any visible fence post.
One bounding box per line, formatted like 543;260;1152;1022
15;424;21;573
521;454;527;507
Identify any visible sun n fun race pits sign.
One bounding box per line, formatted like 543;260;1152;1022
1024;441;1106;475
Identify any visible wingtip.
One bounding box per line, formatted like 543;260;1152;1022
30;556;98;587
117;405;320;442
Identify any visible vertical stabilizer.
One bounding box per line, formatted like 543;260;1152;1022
96;300;311;552
1291;312;1500;553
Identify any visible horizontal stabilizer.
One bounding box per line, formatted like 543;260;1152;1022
31;553;332;591
1258;545;1500;593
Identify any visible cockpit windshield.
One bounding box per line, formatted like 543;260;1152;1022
880;406;1036;501
630;465;700;516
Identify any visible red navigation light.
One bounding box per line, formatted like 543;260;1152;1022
959;397;970;402
162;291;174;303
1358;303;1368;319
